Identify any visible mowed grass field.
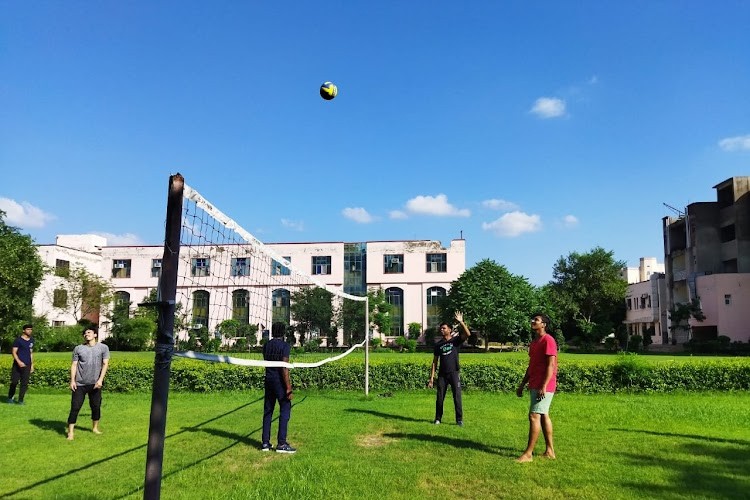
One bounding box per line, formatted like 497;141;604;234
1;388;748;499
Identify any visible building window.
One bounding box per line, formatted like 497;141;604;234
272;257;291;276
272;288;291;325
53;321;65;328
722;259;738;273
626;298;632;310
312;256;332;275
640;297;647;309
385;287;404;335
426;286;446;329
113;291;131;320
384;254;404;274
720;224;736;243
426;253;447;273
231;257;250;277
151;259;162;278
191;258;210;277
725;294;732;305
55;259;70;277
233;289;249;323
53;289;68;308
112;259;132;278
192;290;210;329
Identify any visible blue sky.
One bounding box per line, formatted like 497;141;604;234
2;2;749;285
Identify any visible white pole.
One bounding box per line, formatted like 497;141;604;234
365;296;369;396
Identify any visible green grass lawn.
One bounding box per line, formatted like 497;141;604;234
1;389;748;499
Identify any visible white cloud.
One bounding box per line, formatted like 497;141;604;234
0;198;55;228
482;211;542;237
405;194;470;217
562;215;579;228
342;207;375;224
389;210;408;220
281;218;304;231
481;198;519;212
90;232;145;245
530;97;566;119
588;75;599;85
718;134;750;152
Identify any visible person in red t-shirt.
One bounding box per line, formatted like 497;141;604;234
515;313;557;462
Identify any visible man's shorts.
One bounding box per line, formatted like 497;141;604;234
529;390;554;414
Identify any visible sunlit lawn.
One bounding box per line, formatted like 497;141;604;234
1;389;748;499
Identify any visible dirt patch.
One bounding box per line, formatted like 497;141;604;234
357;430;395;448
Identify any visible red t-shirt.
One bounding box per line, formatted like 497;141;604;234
528;333;558;392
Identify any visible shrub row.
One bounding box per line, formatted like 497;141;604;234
15;355;750;393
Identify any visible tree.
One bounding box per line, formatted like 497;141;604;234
215;319;258;349
367;287;392;340
290;287;335;345
549;247;627;345
0;210;44;351
340;298;365;346
51;265;113;325
443;259;537;350
668;298;706;343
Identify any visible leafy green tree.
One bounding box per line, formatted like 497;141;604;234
0;210;44;351
216;318;258;348
340;298;365;346
407;322;422;340
291;287;335;345
443;259;537;350
549;247;627;345
51;265;113;325
668;298;706;343
368;287;392;340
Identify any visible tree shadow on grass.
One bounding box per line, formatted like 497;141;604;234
611;429;750;499
609;428;750;447
382;432;515;456
344;408;427;423
1;396;265;499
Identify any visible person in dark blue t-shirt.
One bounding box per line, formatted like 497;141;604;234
428;312;471;426
7;324;34;405
261;322;296;453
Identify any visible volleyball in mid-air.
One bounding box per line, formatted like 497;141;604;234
320;81;338;100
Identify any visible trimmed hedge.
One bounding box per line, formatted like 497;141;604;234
13;355;750;393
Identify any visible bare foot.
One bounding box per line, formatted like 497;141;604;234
92;429;102;435
541;452;556;459
515;454;533;463
66;434;74;441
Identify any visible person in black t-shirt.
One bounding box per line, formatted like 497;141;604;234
428;311;471;426
261;322;296;453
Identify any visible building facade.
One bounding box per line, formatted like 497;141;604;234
622;258;668;345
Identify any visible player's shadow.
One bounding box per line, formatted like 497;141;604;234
609;428;750;446
344;408;427;423
383;432;515;456
29;418;68;436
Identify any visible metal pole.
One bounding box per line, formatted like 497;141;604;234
144;174;184;499
365;296;369;396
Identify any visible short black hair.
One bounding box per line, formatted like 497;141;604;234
532;313;551;332
82;326;98;336
22;324;33;330
271;322;286;338
439;322;451;330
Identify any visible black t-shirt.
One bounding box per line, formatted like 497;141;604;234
433;335;463;374
263;338;291;381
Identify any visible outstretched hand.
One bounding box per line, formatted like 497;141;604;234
454;311;464;323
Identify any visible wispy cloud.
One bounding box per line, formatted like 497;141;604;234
562;215;579;228
90;232;145;245
482;211;542;237
530;97;566;119
389;210;408;220
342;207;376;223
481;198;519;212
587;75;598;85
405;194;470;217
0;198;55;228
718;134;750;152
281;218;304;231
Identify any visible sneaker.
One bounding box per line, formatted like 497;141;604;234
457;421;464;427
433;420;441;425
261;442;273;452
6;398;15;404
275;443;296;454
16;401;25;406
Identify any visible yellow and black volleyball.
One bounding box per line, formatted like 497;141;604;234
320;81;338;100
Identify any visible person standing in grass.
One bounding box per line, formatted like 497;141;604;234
7;324;34;405
428;311;471;426
67;327;110;440
261;322;296;454
516;313;558;462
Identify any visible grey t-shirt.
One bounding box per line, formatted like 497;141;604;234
72;343;110;385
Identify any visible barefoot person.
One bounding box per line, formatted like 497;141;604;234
428;311;471;426
516;313;557;462
67;327;110;440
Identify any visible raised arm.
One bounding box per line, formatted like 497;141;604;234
454;311;471;341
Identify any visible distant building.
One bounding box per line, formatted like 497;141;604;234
622;258;668;345
662;176;750;343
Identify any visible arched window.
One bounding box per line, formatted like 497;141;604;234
385;287;404;336
113;291;131;320
232;289;249;324
426;286;446;329
272;289;291;325
192;290;210;329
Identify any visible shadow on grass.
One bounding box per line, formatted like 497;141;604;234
344;408;428;423
382;432;515;456
29;419;68;436
612;429;750;499
1;396;266;499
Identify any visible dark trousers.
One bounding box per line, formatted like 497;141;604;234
435;371;463;422
67;384;102;424
8;364;31;402
262;378;291;445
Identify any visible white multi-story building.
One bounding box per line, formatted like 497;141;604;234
33;235;466;345
622;257;668;345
